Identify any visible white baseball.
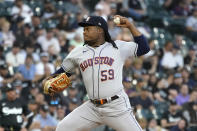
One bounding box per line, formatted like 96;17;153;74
113;17;120;24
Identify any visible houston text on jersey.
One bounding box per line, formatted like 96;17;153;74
80;56;114;71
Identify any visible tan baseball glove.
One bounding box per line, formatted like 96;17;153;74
43;73;71;95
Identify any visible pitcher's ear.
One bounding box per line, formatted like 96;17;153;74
96;26;104;34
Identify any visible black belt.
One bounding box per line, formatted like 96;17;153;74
90;95;119;105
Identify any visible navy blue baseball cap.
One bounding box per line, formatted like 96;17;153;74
78;16;112;43
79;16;108;29
5;83;15;92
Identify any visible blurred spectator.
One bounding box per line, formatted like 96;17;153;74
57;14;73;32
123;58;133;79
0;83;29;131
42;0;62;21
144;47;157;75
170;118;188;131
17;54;36;81
94;4;107;21
0;16;6;30
64;82;82;106
34;52;55;82
173;34;188;57
123;76;138;98
184;46;196;70
145;118;167;131
186;8;197;42
148;74;158;94
161;44;183;71
33;25;45;41
31;15;41;30
110;2;118;16
64;0;83;14
23;43;40;63
157;41;173;64
153;91;169;119
66;97;80;114
12;80;23;98
69;33;83;48
117;28;133;41
5;42;25;68
30;104;57;131
183;101;197;131
156;76;173;101
132;58;143;79
168;73;183;98
0;46;4;61
11;0;33;23
16;23;34;49
26;100;38;129
133;86;155;119
58;33;70;57
163;0;179;11
171;0;191;18
175;84;190;106
121;0;147;21
0;62;21;87
190;65;197;87
35;93;46;106
53;56;62;70
56;105;66;122
21;82;39;104
181;68;194;90
135;78;146;93
161;101;182;129
37;28;60;55
182;89;197;111
141;70;151;84
69;12;85;30
173;45;184;69
95;0;112;18
48;102;57;119
12;16;25;36
0;21;15;48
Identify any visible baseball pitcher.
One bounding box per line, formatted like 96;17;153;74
43;15;150;131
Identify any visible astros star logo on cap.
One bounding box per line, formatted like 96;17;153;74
86;17;90;22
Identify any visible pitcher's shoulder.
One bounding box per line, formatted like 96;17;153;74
69;46;86;53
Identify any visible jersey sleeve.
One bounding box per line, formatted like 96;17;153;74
61;47;81;73
115;40;138;61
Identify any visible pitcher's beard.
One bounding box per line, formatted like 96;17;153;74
84;40;97;47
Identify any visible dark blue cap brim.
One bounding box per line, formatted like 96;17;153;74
5;88;15;92
78;22;95;27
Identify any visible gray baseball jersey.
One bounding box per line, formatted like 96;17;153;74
57;40;143;131
62;40;138;99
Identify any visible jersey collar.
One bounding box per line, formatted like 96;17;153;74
85;42;109;50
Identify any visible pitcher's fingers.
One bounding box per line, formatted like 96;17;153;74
115;24;127;27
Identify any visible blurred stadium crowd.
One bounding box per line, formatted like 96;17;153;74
0;0;197;131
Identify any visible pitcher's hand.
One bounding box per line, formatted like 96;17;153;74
113;15;133;28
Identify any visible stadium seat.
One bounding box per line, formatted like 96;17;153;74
43;19;59;29
25;0;44;16
167;18;186;35
150;27;173;47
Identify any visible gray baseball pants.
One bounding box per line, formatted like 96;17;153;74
56;91;143;131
